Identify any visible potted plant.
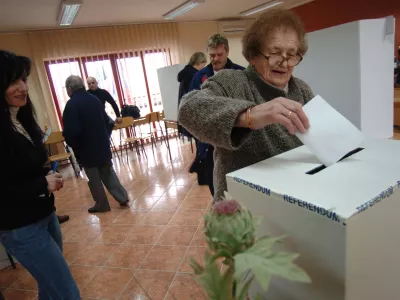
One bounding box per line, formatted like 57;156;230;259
191;192;310;300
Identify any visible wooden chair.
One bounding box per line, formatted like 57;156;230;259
164;120;179;161
44;131;79;177
160;110;194;153
160;111;179;138
141;112;167;149
115;117;147;159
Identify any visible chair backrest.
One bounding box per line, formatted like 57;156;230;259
134;114;150;126
164;120;178;130
160;110;165;119
149;112;160;123
114;117;134;130
45;131;65;145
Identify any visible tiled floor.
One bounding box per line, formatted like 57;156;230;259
0;139;211;300
3;131;400;300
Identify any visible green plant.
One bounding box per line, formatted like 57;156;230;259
190;192;311;300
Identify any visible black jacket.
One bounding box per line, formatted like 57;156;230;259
178;65;198;103
0;132;54;230
63;88;112;168
177;65;198;137
88;88;121;117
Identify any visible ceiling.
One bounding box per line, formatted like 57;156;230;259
0;0;314;32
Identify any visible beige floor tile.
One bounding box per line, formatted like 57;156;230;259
105;244;152;269
119;270;174;300
81;267;133;299
94;224;136;243
2;289;37;300
72;243;119;266
140;245;188;272
157;226;197;246
125;225;165;245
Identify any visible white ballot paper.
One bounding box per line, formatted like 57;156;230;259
295;95;365;166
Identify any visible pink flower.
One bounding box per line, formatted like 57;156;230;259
213;200;241;215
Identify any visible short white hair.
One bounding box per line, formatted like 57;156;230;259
65;75;85;93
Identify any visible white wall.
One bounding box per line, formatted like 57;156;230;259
177;22;248;68
225;33;248;67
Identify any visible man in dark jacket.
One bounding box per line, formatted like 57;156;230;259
63;75;129;213
177;52;207;137
87;77;122;135
189;34;245;196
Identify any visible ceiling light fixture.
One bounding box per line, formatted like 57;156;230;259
163;0;205;20
58;0;83;26
239;0;283;17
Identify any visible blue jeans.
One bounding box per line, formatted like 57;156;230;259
0;212;80;300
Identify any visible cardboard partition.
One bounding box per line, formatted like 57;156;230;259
157;64;185;121
294;16;395;139
226;138;400;300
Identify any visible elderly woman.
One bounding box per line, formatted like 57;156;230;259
179;9;312;202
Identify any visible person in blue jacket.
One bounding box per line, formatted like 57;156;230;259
189;34;245;196
63;75;129;213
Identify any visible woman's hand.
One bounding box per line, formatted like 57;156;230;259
237;97;310;135
46;172;64;193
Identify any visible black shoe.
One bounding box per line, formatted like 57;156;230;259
120;201;130;207
88;207;111;213
57;215;70;224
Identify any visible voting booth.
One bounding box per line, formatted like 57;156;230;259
227;138;400;300
157;64;185;121
294;16;395;139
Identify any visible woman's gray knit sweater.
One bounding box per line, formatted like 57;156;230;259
179;66;314;201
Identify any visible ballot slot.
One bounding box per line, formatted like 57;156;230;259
306;148;364;175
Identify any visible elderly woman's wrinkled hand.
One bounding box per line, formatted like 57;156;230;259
251;97;310;135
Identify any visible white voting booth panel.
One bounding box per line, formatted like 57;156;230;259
294;16;395;139
157;64;185;121
227;138;400;300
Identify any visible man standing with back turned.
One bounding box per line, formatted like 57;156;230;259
189;34;245;197
63;75;129;213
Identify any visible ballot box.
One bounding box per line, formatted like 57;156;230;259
226;138;400;300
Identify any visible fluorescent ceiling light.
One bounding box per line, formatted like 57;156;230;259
239;1;283;16
163;0;205;20
58;0;82;26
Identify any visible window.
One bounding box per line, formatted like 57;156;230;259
116;54;150;115
144;50;171;113
82;57;121;120
45;59;83;127
45;49;171;127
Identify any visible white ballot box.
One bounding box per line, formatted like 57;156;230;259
226;138;400;300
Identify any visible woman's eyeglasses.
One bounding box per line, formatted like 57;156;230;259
258;50;303;67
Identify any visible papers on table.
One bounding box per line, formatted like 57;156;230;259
296;95;365;166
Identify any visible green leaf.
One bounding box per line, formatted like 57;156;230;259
259;253;310;283
235;273;255;300
234;250;311;294
247;236;286;257
194;250;232;300
234;253;272;291
190;258;204;275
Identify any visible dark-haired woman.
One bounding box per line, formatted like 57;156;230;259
0;50;80;299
